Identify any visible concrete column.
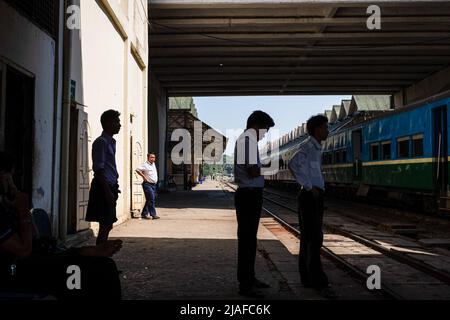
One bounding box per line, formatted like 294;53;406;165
148;71;168;185
395;66;450;107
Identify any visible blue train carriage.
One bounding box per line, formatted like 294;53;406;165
323;95;450;213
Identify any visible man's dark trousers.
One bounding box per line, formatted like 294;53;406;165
298;188;329;289
142;182;157;218
235;187;263;287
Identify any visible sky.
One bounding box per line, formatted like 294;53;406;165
194;95;351;155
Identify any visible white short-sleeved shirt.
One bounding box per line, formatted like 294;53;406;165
234;130;264;188
136;161;158;184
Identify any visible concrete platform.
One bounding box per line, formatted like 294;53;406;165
98;180;379;300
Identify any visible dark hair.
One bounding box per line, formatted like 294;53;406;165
101;110;121;128
0;151;15;172
246;111;275;129
147;153;156;157
307;115;328;135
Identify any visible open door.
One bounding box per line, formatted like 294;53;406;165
433;106;448;193
68;107;91;234
130;136;144;217
0;64;34;199
352;129;363;181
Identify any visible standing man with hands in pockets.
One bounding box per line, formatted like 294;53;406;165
136;153;160;220
288;114;338;299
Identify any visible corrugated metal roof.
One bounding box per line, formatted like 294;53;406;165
352;95;391;111
169;97;199;118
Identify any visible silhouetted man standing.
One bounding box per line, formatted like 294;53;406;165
234;110;275;298
86;110;121;245
289;115;337;299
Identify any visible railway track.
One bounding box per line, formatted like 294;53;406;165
222;181;450;300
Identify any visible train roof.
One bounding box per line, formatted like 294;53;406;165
331;91;450;136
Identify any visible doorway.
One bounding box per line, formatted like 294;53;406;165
352;129;362;181
432;106;448;193
0;63;34;198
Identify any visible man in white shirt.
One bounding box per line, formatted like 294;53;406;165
135;153;160;220
289;115;337;299
234;111;275;298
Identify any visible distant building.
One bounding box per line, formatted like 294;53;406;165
167;109;227;190
169;97;199;118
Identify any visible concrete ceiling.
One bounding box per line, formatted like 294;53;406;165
148;1;450;96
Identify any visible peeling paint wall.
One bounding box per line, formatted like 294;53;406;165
0;0;57;214
68;0;149;230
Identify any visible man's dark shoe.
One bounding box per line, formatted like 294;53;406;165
152;216;160;220
238;285;265;298
253;278;270;289
319;287;338;299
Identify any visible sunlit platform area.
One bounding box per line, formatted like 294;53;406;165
94;181;379;300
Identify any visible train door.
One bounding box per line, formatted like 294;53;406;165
433;106;448;193
352;129;363;181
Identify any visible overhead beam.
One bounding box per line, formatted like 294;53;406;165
149;56;450;66
149;1;449;9
162;79;411;87
168;91;392;97
151;65;439;74
149;32;450;40
166;86;401;94
149;45;450;57
150;16;450;27
157;73;426;81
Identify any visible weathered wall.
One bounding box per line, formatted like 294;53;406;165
0;0;57;214
69;0;149;230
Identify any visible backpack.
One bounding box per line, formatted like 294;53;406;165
30;209;64;256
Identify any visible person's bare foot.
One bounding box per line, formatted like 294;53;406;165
78;240;123;257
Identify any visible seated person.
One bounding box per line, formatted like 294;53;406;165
0;151;123;300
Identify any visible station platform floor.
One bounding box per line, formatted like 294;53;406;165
101;180;378;300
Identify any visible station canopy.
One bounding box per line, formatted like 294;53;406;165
148;0;450;96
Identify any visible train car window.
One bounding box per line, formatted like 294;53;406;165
323;152;329;165
397;137;410;158
326;138;332;151
412;134;424;157
342;150;347;163
335;151;341;164
370;143;380;161
382;141;391;160
326;152;332;165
